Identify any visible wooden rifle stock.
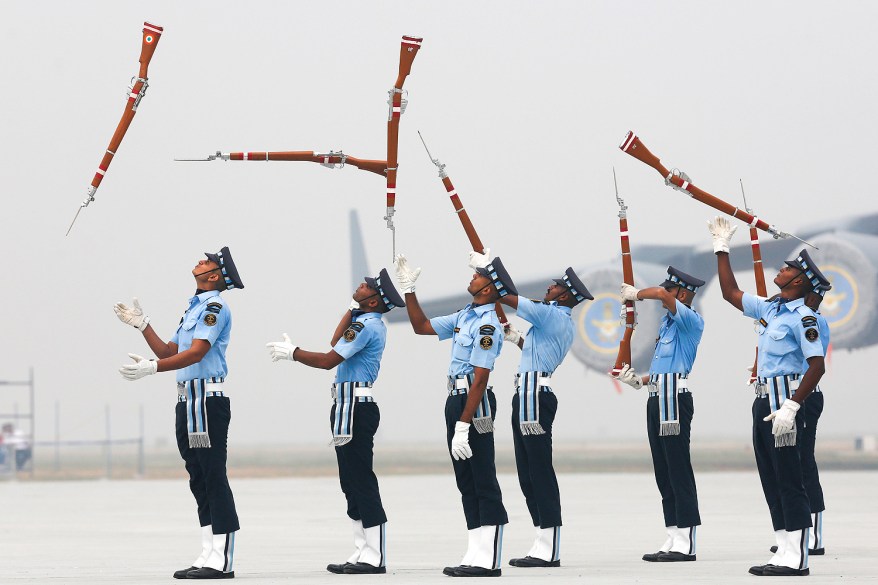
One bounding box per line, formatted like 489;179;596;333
611;173;636;376
619;131;778;234
385;36;423;238
741;181;768;385
68;22;163;235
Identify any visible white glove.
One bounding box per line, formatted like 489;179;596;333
266;333;297;362
468;248;491;270
348;299;360;311
114;298;150;331
707;216;738;254
451;421;473;460
616;363;643;389
763;399;800;436
119;353;158;381
394;253;421;294
503;324;523;344
620;284;641;302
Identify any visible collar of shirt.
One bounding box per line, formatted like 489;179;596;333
463;302;496;317
188;289;221;307
354;312;382;323
774;296;804;313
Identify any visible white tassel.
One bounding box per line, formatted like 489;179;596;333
659;422;680;437
189;433;212;448
473;416;494;434
520;422;546;435
775;430;797;448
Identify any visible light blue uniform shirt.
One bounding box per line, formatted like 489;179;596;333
802;311;830;370
332;311;386;383
515;300;574;374
648;299;704;376
430;303;503;376
171;290;231;382
742;293;824;377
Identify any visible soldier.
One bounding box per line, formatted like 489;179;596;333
615;267;705;563
115;246;244;580
485;258;593;568
265;269;405;575
708;217;826;576
394;253;514;578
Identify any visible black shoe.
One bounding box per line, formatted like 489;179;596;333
763;565;810;576
642;551;666;562
343;562;386;574
453;566;501;577
770;545;824;555
186;567;234;579
657;551;696;562
508;556;560;567
444;565;464;576
749;564;775;576
174;566;198;579
327;563;352;574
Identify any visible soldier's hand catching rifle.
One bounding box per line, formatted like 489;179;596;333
114;297;150;331
503;324;524;344
348;299;360;312
468;249;491;270
266;333;298;362
119;353;157;381
763;399;800;436
451;421;473;460
394;254;421;294
707;216;738;254
615;363;643;389
620;284;641;302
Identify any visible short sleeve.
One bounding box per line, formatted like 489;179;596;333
192;303;230;345
468;325;502;370
516;300;553;328
333;322;374;360
796;312;825;360
742;292;768;320
670;300;704;334
430;311;460;341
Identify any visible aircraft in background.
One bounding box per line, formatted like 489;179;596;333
352;209;878;375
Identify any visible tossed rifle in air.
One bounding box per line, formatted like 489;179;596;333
67;22;163;236
418;131;509;326
618;131;816;249
740;179;768;386
611;169;637;377
175;150;388;177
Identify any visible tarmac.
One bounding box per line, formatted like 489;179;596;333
2;471;876;583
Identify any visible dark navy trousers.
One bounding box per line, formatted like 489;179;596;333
511;391;561;528
800;392;825;514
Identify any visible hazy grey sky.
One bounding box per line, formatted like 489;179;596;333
1;1;876;448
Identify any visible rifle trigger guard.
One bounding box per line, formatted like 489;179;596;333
387;88;409;117
318;150;346;169
128;76;149;111
665;168;692;195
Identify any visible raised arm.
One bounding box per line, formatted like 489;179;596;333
708;217;744;312
632;286;679;313
330;310;355;346
394;254;436;335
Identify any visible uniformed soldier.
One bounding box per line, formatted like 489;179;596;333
615;267;705;563
394;253;514;578
481;257;593;568
265;268;405;575
708;217;826;577
115;246;244;580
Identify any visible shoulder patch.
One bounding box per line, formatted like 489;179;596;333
805;328;819;342
203;313;217;326
205;302;223;314
343;321;365;342
479;335;494;350
801;316;818;327
479;324;496;336
349;322;365;332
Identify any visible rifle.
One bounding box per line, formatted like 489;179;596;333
611;169;636;377
175;150;387;177
67;22;164;236
740;179;767;385
618;131;816;248
418;131;509;326
385;36;423;258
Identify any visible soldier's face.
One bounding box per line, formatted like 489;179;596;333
352;283;379;302
468;273;492;296
192;259;221;280
544;283;566;302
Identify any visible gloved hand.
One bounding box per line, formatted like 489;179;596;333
763;399;800;436
451;421;473;460
468;248;491;270
616;363;643;389
348;299;360;311
119;353;158;381
503;324;523;344
620;284;641;302
394;254;421;294
707;216;738;254
266;333;297;362
114;298;150;331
